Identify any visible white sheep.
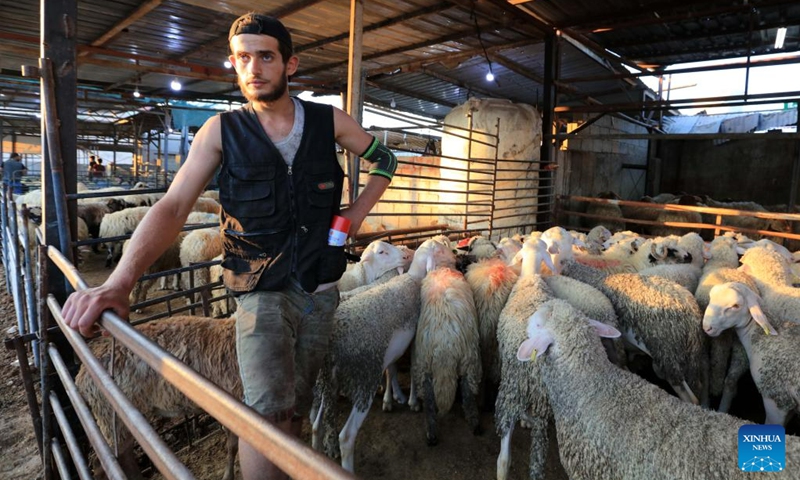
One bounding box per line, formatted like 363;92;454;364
739;247;800;324
703;282;800;425
179;227;222;302
337;240;407;292
123;233;185;306
76;316;240;480
465;257;519;402
638;263;702;293
192;196;221;214
516;299;800;480
561;259;709;406
584;191;625;232
495;238;556;480
99;206;151;267
311;239;450;473
408;264;482;445
694;235;759;411
575;236;691;274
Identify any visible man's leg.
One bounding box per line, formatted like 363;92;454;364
235;290;299;480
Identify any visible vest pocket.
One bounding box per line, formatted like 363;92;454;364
307;174;336;208
317;245;347;284
224;179;276;218
221;255;269;293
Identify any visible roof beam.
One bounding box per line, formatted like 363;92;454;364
366;79;457;108
297;3;454;54
89;0;165;48
297;22;508;77
368;39;536;75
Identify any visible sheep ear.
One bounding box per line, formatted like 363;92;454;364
426;254;435;273
517;334;553;362
587;319;621;338
739;287;778;336
651;242;667;259
736;246;747;255
702;243;712;260
542;252;557;275
547;243;560;255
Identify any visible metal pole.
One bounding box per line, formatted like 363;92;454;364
20;205;40;366
38;244;53;480
49;392;93;480
50;437;72;480
10;335;43;457
9;198;26;334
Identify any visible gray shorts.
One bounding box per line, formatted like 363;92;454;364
234;281;339;419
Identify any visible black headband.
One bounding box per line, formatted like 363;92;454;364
228;13;292;52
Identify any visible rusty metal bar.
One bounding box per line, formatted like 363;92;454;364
48;344;127;480
49;392;93;480
46;246;356;480
7;335;43;457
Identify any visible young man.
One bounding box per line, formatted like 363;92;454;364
62;13;397;480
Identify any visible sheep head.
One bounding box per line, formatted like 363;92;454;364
702;282;776;337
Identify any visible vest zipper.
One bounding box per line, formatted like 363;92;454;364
288;164;298;277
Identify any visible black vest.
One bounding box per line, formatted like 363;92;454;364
218;99;346;293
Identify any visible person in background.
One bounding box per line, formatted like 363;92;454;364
2;152;27;194
61;12;398;480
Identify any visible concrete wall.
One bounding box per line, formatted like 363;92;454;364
657;138;799;207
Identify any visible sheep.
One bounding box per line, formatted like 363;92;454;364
649;194;704;238
123;233;185;306
337;240;407;292
694;236;760;411
99;206;151;267
77;202;111;252
638;263;702;293
515;299;800;480
575;236;692;274
739;247;800;324
408;264;482;446
584;191;625;232
76;316;240;480
179;227;222;302
456;234;497;261
201;189;220;201
192;196;221;214
494;238;557;480
704;196;790;239
703;282;800;426
540;226;578;274
311;239;450;473
465;257;519;403
496;237;523;264
582;225;612;255
561;259;709;406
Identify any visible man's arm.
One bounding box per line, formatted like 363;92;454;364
62;116;223;336
332;107;393;237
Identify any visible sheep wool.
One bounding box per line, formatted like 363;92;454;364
740;247;800;324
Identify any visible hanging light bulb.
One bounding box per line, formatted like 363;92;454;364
224;60;232;69
133;88;141;98
486;71;495;82
170;78;182;91
390;98;397;108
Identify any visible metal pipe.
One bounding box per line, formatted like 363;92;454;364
10;335;43;457
49;392;93;480
10;199;27;335
47;247;355;480
1;186;8;283
20;205;40;366
50;438;71;480
48;344;126;480
39;58;74;265
38;244;52;480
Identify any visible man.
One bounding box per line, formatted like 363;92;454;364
2;152;27;194
62;13;397;480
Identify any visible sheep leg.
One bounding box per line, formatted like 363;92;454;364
719;344;749;413
311;397;324;451
496;425;514;480
339;403;372;473
390;365;407;404
460;376;482;435
382;368;394;412
527;415;549;480
117;437;144;480
379;327;415;412
670;380;699;405
422;373;438;446
222;427;238;480
408;376;420;411
763;397;789;426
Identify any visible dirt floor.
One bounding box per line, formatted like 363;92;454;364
2;246;798;479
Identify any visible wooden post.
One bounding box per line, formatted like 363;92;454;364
346;0;364;204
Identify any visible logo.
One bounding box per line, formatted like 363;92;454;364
738;425;786;472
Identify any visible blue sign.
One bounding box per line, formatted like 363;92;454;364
738;424;786;472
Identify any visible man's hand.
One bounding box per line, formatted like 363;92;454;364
61;283;132;337
338;208;365;239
